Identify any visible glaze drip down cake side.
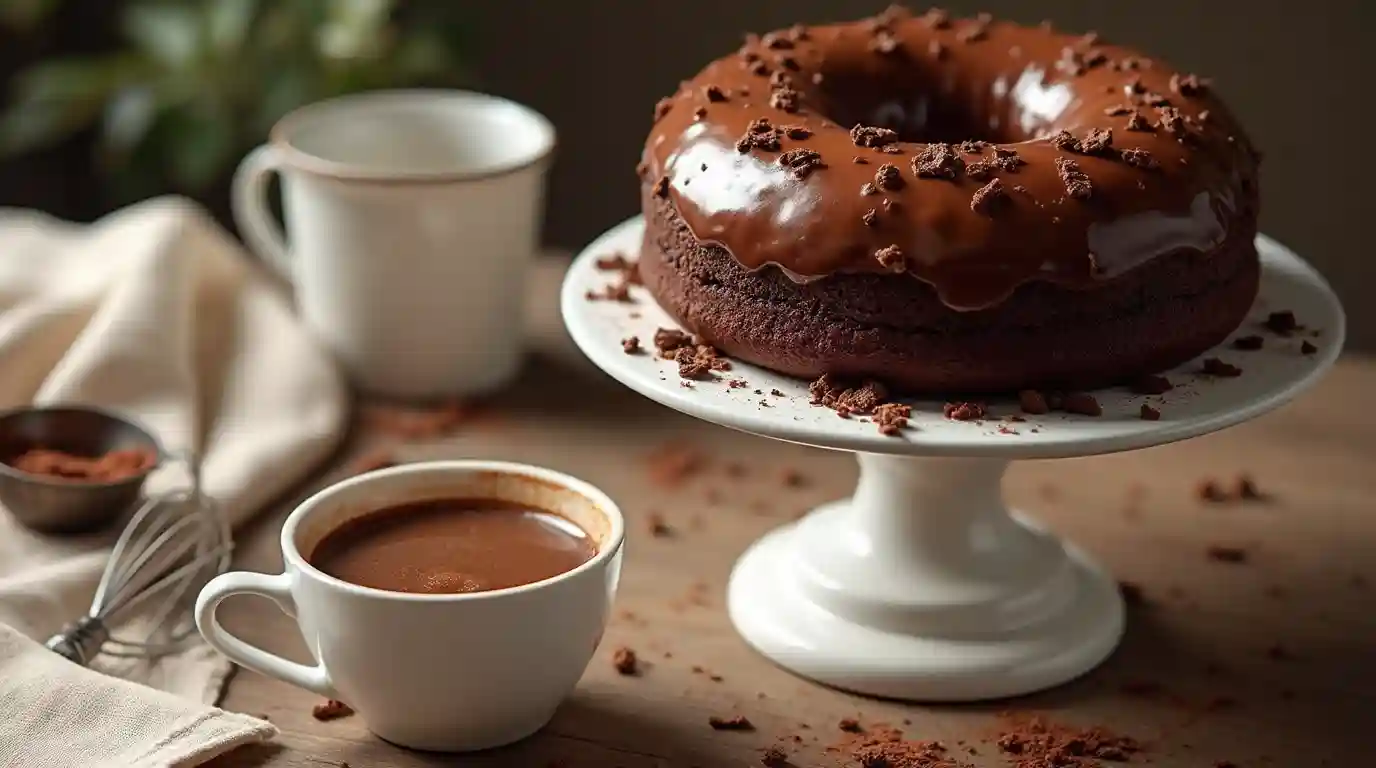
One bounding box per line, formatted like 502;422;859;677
637;6;1261;395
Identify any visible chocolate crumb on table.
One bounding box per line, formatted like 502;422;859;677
838;717;863;733
709;715;755;731
944;401;986;421
311;699;354;721
1237;474;1266;501
647;511;675;537
1061;392;1103;416
1201;357;1243;377
1207;545;1249;564
760;746;791;767
1018;390;1050;415
1264;309;1299;335
1197;479;1231;503
645;442;706;487
995;713;1141;766
622;336;642;354
612;646;639;675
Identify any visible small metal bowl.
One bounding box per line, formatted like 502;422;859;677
0;406;164;534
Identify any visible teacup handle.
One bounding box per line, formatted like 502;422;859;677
232;145;293;283
195;571;336;697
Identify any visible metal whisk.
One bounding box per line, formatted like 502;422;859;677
45;454;233;666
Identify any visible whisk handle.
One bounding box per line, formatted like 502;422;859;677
195;571;336;697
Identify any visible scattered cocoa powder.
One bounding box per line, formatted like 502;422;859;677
761;746;791;767
646;442;706;487
994;714;1140;766
839;718;863;733
1206;545;1248;564
6;445;158;483
311;699;354;721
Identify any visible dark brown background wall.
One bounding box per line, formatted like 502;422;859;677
460;1;1372;350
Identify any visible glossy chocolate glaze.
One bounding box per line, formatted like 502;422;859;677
641;8;1260;310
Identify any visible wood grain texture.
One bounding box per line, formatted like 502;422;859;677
209;258;1375;768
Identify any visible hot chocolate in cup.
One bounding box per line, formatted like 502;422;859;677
195;461;624;752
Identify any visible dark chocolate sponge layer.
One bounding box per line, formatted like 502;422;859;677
641;193;1259;395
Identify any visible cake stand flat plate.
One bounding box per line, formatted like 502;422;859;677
562;216;1344;459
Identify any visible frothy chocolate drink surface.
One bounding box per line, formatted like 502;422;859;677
309;498;596;594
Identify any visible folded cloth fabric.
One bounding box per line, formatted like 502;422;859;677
0;198;350;764
0;623;276;768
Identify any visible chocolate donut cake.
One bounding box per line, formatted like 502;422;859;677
638;7;1261;394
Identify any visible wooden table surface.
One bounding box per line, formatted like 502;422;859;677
211;259;1375;768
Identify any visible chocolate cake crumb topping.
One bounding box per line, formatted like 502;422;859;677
1104;104;1132;116
1062;392;1102;416
853;156;870;165
862;208;879;226
653;97;674;123
653;327;693;354
1081;127;1114;154
704;85;729;102
1125;110;1154;131
965;160;996;181
1125;76;1145;94
769;70;794;88
851;124;899;147
960;140;990;154
1140;403;1161;421
869;32;902;55
1301;340;1318;355
1055;157;1093;199
612;647;639;675
992;146;1026;169
882;197;900;212
709;715;755;731
784;125;811;139
1019;390;1050;415
779;148;824;178
873;403;912;436
957;21;990;43
1201;357;1243;377
875;245;906;272
970;178;1009;215
1157;106;1190;137
1120;147;1159;169
1130;374;1173;394
860;182;878;196
1171;72;1207;96
1232;335;1264;350
622;336;641;354
1197;109;1212;123
1050;130;1081;152
913;143;964;179
929;39;948;60
921;7;952;29
763;32;794;50
875;163;905;190
778;55;800;71
769;87;801;113
944;401;986;421
652;175;670;197
1142;91;1172;107
1265;310;1298;335
750;60;770;76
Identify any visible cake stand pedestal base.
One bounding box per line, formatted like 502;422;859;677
727;454;1123;701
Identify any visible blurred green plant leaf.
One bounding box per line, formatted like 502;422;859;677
123;4;202;68
0;57;148;156
101;85;160;159
162;108;236;191
207;0;259;53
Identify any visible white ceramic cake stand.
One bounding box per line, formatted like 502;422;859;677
560;216;1344;701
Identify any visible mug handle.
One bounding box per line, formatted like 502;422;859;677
232;145;293;283
195;571;337;697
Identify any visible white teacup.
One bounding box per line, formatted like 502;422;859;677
232;90;556;399
194;461;623;752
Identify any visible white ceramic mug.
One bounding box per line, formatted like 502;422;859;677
232;90;556;399
194;461;623;752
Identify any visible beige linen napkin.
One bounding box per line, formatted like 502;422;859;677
0;197;350;764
